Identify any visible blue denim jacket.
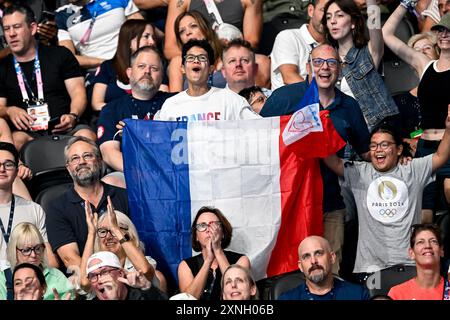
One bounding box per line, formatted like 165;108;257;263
341;46;398;129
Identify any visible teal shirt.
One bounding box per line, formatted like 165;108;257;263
0;267;75;300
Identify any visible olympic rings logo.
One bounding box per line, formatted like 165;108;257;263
379;209;397;217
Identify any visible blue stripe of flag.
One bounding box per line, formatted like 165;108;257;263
122;119;192;284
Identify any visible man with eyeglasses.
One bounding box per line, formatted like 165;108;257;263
97;46;175;185
45;136;129;272
324;105;450;279
260;44;370;275
0;141;55;298
155;39;260;121
86;251;166;300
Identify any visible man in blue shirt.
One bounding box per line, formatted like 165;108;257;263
261;44;370;275
97;46;175;185
278;236;369;300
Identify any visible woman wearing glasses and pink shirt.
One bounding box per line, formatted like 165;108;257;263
79;196;167;294
178;206;251;301
1;222;74;300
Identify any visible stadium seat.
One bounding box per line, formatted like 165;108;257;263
20;135;73;199
35;182;72;214
365;264;417;297
260;270;306;300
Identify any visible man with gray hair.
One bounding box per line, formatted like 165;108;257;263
97;46;175;176
45;136;128;270
278;236;369;300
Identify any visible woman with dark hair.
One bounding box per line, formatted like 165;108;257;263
322;0;399;131
323;109;450;276
177;206;250;300
13;263;47;300
91;19;159;111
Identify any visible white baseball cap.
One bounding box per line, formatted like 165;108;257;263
86;251;122;274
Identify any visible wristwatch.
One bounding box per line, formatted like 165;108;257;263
68;113;79;123
119;233;131;244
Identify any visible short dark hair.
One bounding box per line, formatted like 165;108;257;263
13;263;46;291
238;86;263;102
0;142;19;165
221;38;255;62
191;206;233;252
3;3;36;24
369;124;412;158
129;45;163;68
182;39;215;65
410;223;442;248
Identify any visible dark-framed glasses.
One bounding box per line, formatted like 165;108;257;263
184;54;208;63
0;160;17;170
249;94;266;107
87;267;119;283
195;221;222;232
369;141;396;151
97;226;129;238
311;58;339;68
67;152;96;165
17;244;45;256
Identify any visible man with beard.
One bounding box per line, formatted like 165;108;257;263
97;46;175;178
45;136;128;271
278;236;369;300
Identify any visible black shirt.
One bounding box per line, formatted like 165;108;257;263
0;45;84;121
184;250;243;301
45;182;128;254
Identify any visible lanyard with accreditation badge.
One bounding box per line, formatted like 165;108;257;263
14;47;52;131
13;47;44;105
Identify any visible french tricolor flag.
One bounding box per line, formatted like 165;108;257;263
122;111;344;284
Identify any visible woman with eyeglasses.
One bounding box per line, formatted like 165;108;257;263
322;0;399;131
178;206;251;300
384;9;450;219
0;222;74;300
323;108;450;279
79;196;167;293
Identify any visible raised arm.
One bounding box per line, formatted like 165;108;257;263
366;0;384;69
80;200;98;290
432;105;450;172
382;4;431;76
323;153;345;177
178;241;215;299
164;0;189;60
242;0;263;48
133;0;168;9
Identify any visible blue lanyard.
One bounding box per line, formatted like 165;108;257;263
0;195;15;244
13;48;44;105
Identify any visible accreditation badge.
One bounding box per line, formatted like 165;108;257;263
28;103;50;131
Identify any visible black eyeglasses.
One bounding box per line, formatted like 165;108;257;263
184;54;208;63
16;244;45;256
0;160;17;171
97;227;129;238
249;95;266;107
67;152;96;165
195;221;222;232
87;267;119;283
311;58;339;68
369;141;396;151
